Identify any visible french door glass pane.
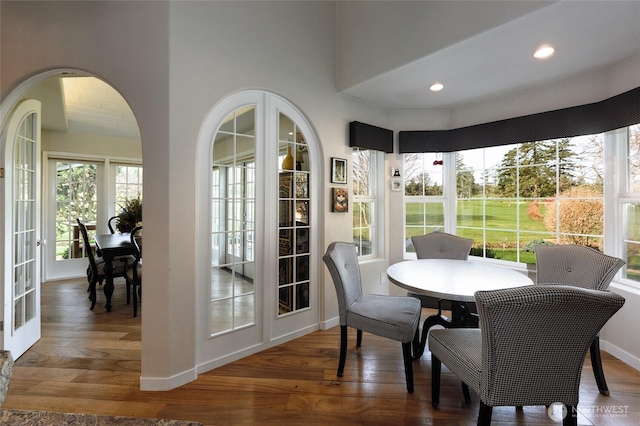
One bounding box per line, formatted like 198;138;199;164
55;161;98;260
210;106;256;335
277;113;310;316
13;112;37;331
115;164;143;210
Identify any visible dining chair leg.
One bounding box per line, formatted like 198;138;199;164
356;329;363;348
89;279;98;310
462;382;471;404
412;326;420;358
589;337;609;395
132;282;138;317
478;402;493;426
563;405;577;426
402;342;414;393
431;353;441;408
337;325;347;377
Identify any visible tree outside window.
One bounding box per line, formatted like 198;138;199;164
403;153;445;253
455;136;605;263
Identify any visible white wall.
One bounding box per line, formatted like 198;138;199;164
42;130;142;158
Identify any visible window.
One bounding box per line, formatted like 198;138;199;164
114;164;143;210
622;124;640;283
54;161;98;260
54;162;144;261
403;136;610;261
352;148;376;257
455;136;604;263
45;156;143;281
403;152;445;254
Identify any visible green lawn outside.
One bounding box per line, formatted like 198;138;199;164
405;199;596;264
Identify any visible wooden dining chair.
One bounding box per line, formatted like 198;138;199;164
77;219;132;311
124;226;142;317
107;216;120;233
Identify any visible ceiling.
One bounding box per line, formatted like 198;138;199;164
60;77;140;140
21;1;640;139
341;1;640;110
24;75;140;141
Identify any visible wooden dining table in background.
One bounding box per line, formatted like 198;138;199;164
94;232;136;312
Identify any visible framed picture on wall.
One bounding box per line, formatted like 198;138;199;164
330;157;347;184
331;187;348;212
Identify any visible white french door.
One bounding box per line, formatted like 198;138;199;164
44;158;102;281
196;91;320;371
2;99;42;358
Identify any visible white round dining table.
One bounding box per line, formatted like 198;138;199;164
387;258;533;303
387;259;533;358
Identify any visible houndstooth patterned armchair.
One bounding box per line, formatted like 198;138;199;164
535;244;625;395
408;232;474;311
428;285;625;426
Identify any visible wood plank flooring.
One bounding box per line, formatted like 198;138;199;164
2;278;640;425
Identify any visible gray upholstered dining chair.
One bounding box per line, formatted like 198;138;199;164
323;242;421;393
429;285;625;426
409;232;474;310
535;244;626;395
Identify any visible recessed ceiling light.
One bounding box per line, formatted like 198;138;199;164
534;45;555;59
430;82;444;92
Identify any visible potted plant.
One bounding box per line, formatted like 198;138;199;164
116;196;142;233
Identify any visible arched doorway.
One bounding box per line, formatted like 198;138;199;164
1;70;142;358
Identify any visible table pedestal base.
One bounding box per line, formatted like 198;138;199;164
412;301;479;359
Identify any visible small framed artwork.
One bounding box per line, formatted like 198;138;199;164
391;180;402;191
330;157;347;184
331;188;348;212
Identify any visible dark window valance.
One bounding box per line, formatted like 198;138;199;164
399;86;640;153
350;121;394;153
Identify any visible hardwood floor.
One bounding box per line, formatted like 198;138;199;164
3;278;640;425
